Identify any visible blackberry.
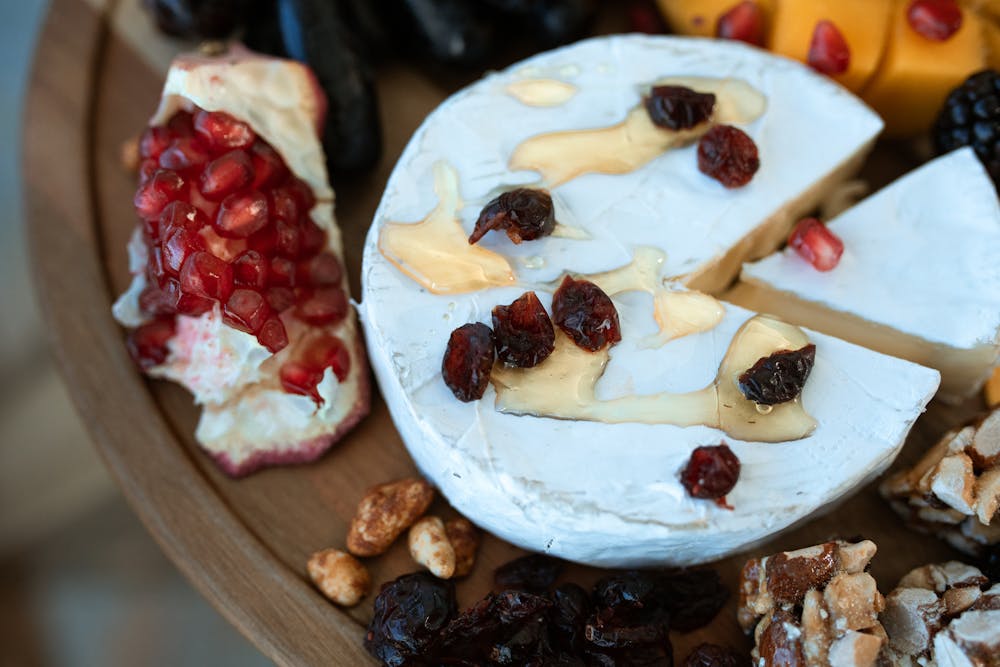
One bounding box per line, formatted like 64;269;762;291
932;69;1000;187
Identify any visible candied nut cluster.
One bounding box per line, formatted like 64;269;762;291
881;409;1000;556
738;540;887;666
882;561;1000;665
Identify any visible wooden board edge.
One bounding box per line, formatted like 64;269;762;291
21;1;371;664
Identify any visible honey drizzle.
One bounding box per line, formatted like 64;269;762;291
509;76;766;187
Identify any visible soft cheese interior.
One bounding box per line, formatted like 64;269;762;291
113;49;368;474
734;148;1000;403
362;35;939;566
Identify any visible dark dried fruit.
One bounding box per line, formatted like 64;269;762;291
470;188;556;245
550;583;592;653
587;643;674;666
585;616;667;649
658;570;730;632
683;643;747;667
592;571;660;623
495;554;565;592
737;344;816;405
680;444;741;508
552;276;621;352
492;292;555;368
645;86;717;130
442;322;495;402
983;544;1000;583
365;572;457;667
436;589;554;663
697;125;760;188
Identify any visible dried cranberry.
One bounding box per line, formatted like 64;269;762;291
907;0;963;41
716;1;766;46
365;572;457;667
469;188;556;245
681;444;741;508
442;322;495;402
645;86;716;130
737;344;816;405
683;643;748;667
658;570;730;632
494;554;564;592
697;125;759;188
808;20;850;75
552;277;621;352
492;292;555;368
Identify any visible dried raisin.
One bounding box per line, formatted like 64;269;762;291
737;344;816;405
697;124;760;188
645;85;716;130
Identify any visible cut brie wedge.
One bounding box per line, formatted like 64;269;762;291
361;35;939;566
734;148;1000;403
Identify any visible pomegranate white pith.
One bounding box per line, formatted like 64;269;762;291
113;47;369;476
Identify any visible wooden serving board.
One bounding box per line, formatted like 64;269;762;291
25;0;990;664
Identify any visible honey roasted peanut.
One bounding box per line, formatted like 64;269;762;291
347;477;435;557
307;548;371;607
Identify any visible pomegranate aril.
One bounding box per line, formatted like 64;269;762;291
167;111;194;136
716;1;766;46
258;317;289;353
126;317;176;370
266;286;296;312
214;190;268;238
280;361;324;403
223;288;271;333
139;282;179;316
247;227;278;255
162;228;206;275
269;186;300;223
627;1;666;34
160;201;207;237
176;292;215;316
304;334;351;382
296;287;348;326
907;0;963;41
250;141;287;189
275;219;301;257
194;110;255;150
134;170;185;219
287;178;316;212
232;250;269;288
299;219;327;257
158;137;210;171
146;246;168;284
808;20;850;76
788;217;844;271
298;252;342;286
179;251;234;300
269;257;296;286
138;159;158;187
139;126;171;160
199;149;253;200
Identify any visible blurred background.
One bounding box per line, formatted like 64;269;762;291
0;2;271;664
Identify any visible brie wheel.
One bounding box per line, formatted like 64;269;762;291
362;35;940;566
734;148;1000;403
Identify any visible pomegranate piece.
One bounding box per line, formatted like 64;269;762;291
492;292;555;368
296;287;348;326
298;252;342;287
627;1;666;34
193;109;255;150
738;344;817;406
138;159;158;188
134;170;186;219
160;201;207;238
139;126;171;160
788;217;843;271
176;292;215;316
807;20;850;76
232;250;269;289
442;322;495;402
158;136;210;171
280;361;325;403
265;286;296;312
469;189;555;245
167;110;195;136
716;1;766;46
908;0;963;41
249;140;288;189
139;282;179;316
214;190;269;238
269;256;296;286
199;149;253;200
179;251;234;301
681;443;741;508
551;276;621;352
258;316;289;353
645;85;717;130
304;334;352;382
299;219;327;257
275;219;301;258
223;288;271;334
126;317;176;370
162;227;206;275
697;125;760;188
269;185;300;223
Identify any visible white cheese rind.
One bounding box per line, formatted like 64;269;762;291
362;35;934;566
739;148;1000;399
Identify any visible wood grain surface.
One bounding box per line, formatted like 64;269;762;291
25;0;991;664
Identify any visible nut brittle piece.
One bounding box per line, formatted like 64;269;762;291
882;409;1000;556
738;540;887;666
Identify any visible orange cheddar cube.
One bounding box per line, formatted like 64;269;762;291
863;0;987;137
769;0;893;93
